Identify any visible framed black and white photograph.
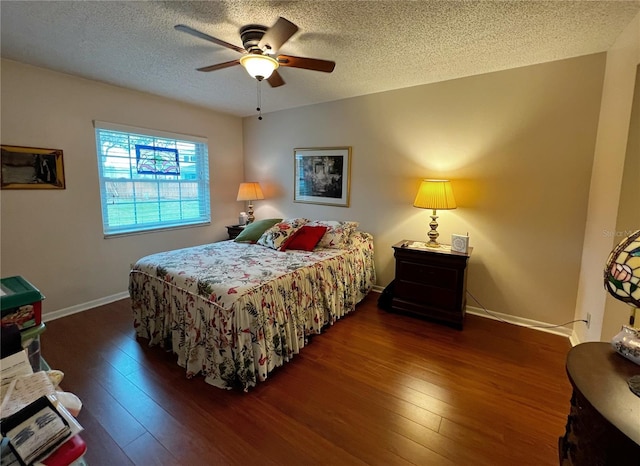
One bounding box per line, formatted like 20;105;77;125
294;147;351;207
1;145;66;189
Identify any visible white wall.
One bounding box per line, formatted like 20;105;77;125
573;12;640;344
243;54;606;329
0;60;244;316
602;67;640;340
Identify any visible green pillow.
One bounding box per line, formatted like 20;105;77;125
234;218;282;243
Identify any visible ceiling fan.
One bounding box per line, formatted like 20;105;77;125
175;17;336;88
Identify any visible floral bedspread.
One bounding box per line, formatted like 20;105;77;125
129;231;376;390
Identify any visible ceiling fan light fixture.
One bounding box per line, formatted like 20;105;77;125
240;54;279;80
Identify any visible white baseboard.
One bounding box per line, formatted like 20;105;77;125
46;288;386;322
465;305;572;338
373;287;571;338
568;332;581;347
42;288;571;340
43;291;129;322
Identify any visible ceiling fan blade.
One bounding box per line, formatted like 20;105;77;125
277;55;336;73
258;17;298;54
197;59;241;72
267;70;285;88
175;24;246;54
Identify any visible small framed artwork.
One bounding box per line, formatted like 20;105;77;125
1;145;66;189
294;147;351;207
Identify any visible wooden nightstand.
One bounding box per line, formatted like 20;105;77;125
391;240;472;329
226;224;245;239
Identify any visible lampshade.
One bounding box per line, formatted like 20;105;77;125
237;182;265;201
604;230;640;309
413;180;457;210
413;179;457;248
237;182;264;224
239;54;279;80
605;230;640;370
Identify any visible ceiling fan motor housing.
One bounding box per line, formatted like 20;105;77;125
240;24;268;54
177;17;335;89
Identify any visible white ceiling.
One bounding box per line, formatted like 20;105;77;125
2;1;640;118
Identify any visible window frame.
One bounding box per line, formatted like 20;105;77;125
93;121;211;237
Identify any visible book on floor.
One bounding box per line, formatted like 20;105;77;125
1;396;70;465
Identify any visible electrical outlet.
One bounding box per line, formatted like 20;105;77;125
586;312;591;329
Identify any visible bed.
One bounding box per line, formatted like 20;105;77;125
129;220;375;391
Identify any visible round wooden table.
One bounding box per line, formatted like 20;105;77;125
558;342;640;464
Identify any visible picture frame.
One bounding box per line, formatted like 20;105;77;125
294;147;351;207
1;145;66;189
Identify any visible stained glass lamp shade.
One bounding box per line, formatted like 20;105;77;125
605;230;640;373
604;230;640;326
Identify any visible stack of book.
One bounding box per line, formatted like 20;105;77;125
0;349;84;465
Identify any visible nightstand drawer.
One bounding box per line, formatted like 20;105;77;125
396;260;458;290
394;280;458;309
391;297;464;327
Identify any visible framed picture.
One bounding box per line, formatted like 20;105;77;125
294;147;351;207
1;145;66;189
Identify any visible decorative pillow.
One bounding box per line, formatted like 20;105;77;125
309;220;359;249
257;218;309;250
234;218;282;243
283;225;328;251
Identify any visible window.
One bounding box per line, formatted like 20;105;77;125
94;121;210;236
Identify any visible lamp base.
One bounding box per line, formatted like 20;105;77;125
611;325;640;366
427;211;440;247
246;203;255;224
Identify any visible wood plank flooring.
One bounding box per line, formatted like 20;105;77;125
41;292;572;465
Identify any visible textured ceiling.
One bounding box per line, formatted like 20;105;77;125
2;1;640;118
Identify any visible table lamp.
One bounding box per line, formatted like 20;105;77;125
237;182;264;224
413;179;457;248
604;229;640;372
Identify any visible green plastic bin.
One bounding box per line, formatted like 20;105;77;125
1;276;45;330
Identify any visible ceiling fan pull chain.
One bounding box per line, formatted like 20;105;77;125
257;80;263;120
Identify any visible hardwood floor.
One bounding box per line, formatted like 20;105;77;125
41;292;572;465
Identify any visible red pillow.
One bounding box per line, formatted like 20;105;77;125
283;225;328;251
